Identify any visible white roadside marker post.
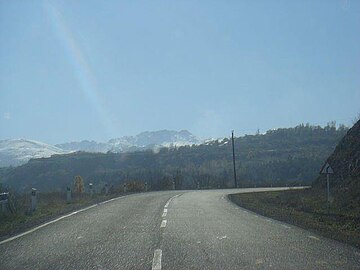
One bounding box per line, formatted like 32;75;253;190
123;183;127;193
31;188;37;212
172;181;175;190
89;183;93;196
145;182;148;192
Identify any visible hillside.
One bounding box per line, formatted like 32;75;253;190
314;120;360;203
0;124;348;192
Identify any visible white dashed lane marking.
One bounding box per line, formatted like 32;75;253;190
152;249;162;270
160;220;167;228
153;194;181;269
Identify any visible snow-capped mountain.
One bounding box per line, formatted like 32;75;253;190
0;139;70;167
108;130;200;152
55;140;110;153
0;130;203;167
57;130;202;153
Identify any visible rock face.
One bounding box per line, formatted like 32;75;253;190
315;120;360;199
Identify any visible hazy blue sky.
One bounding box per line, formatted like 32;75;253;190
1;0;359;144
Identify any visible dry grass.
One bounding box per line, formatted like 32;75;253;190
229;189;360;248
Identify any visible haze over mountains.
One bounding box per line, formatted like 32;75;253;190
0;130;203;167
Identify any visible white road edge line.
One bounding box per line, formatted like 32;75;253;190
308;235;320;241
0;195;127;245
152;249;162;270
162;212;167;218
160;220;167;228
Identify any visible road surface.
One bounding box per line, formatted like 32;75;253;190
0;188;359;269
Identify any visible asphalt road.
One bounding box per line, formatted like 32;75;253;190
0;188;359;270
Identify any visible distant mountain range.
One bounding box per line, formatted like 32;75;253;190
0;130;203;167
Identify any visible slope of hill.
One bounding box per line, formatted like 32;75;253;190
0;124;348;192
314;119;360;203
0;139;69;167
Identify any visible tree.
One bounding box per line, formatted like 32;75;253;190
74;175;85;193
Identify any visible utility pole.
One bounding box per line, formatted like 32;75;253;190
231;130;238;188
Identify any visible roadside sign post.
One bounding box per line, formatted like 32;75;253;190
320;163;334;207
31;188;37;212
123;183;127;193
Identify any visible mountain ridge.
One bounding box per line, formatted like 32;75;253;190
0;130;202;167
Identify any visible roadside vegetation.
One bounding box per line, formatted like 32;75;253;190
229;188;360;248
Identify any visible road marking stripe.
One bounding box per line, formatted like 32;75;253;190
0;204;97;245
164;194;180;208
0;194;132;245
308;235;320;241
281;224;291;229
162;212;167;217
160;220;167;228
163;208;168;213
152;249;162;270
